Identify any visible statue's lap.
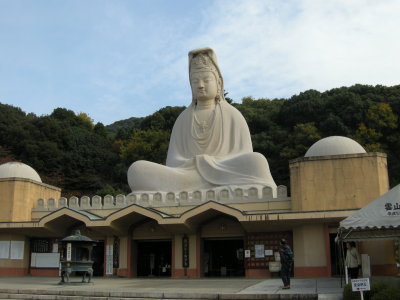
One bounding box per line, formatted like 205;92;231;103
128;152;272;192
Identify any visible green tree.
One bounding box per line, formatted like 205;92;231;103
77;112;94;129
281;123;321;159
95;184;124;197
120;129;170;165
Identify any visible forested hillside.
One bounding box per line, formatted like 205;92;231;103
1;84;399;196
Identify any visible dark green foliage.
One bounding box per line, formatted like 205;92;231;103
139;106;185;131
94;122;108;137
120;129;170;165
1;84;400;197
0;103;122;196
371;286;400;300
343;283;360;300
105;116;143;137
95;184;125;197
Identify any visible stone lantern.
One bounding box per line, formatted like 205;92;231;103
60;230;97;283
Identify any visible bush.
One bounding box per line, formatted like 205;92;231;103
95;184;124;197
371;287;400;300
369;282;389;298
343;283;361;300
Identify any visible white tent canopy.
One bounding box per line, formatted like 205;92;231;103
339;184;400;241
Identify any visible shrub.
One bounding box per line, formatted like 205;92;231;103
343;283;361;300
371;287;400;300
369;282;389;299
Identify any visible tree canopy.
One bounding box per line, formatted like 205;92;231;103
1;84;399;196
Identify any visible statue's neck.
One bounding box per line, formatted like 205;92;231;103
196;99;215;110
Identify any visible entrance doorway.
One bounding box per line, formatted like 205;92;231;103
329;233;341;276
136;240;171;277
203;238;244;277
91;240;104;276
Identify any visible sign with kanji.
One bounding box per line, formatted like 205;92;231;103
384;202;400;216
182;235;189;268
66;243;71;261
351;278;370;292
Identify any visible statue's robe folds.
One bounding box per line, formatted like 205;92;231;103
128;101;276;193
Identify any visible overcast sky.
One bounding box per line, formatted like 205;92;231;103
1;0;399;125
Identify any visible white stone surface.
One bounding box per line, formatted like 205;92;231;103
69;196;79;209
126;194;136;205
47;198;56;210
59;197;67;208
0;162;42;182
34;187;291;212
305;136;366;157
127;47;276;196
35;198;46;211
91;195;102;209
115;194;126;207
103;195;115;209
80;196;91;209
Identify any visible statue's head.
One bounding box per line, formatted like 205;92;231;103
188;47;224;104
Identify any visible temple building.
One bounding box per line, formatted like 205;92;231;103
0;136;397;278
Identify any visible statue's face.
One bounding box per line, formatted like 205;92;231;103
190;71;218;102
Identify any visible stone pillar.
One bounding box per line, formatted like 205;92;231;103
293;224;329;277
172;233;199;278
116;236;129;277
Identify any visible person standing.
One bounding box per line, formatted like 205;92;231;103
279;239;293;289
345;242;361;279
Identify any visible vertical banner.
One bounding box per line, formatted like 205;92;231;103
66;243;72;261
113;236;120;268
182;235;189;268
106;244;113;275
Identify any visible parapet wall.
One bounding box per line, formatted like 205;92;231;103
33;185;290;211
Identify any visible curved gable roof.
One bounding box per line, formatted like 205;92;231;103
38;207;102;227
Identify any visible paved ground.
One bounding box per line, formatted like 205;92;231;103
0;276;344;299
0;276;342;300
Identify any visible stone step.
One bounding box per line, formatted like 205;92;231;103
0;295;156;300
0;296;210;300
0;293;212;300
0;293;152;300
0;290;319;300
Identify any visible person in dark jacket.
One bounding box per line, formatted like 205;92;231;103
279;239;293;289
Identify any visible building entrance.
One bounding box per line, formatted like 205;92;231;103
91;240;105;276
136;240;171;277
203;238;244;277
329;233;341;276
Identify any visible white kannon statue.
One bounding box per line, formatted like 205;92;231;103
127;47;276;195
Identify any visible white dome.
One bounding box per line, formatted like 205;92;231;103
0;162;42;182
305;136;366;157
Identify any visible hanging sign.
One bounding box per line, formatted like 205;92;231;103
182;235;189;268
